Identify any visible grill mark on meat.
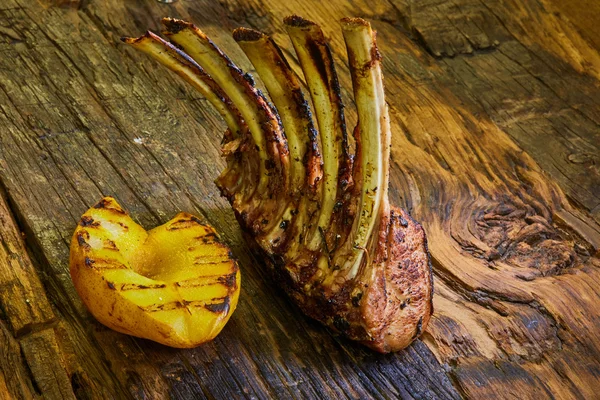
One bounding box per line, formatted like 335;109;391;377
128;16;432;353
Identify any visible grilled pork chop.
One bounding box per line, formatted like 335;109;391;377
123;15;433;352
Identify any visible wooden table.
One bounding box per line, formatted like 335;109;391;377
1;0;599;398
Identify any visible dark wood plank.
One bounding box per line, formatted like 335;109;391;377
0;0;460;399
0;321;37;400
201;1;600;397
19;329;76;400
0;0;598;398
0;184;55;336
388;0;600;222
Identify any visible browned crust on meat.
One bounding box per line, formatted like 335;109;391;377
237;203;432;352
127;15;433;353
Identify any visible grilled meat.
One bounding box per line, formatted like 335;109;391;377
123;15;433;353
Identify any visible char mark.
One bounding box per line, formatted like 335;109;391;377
232;27;265;42
120;283;167;291
217;272;237;288
204;297;230;314
93;198;126;214
333;315;350;332
77;232;91;249
80;216;100;227
161;17;191;35
307;39;329;85
284;15;317;28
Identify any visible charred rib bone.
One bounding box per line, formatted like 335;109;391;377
124;16;433;353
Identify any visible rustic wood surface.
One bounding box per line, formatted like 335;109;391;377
0;0;599;398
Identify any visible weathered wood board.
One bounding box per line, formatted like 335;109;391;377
0;0;598;398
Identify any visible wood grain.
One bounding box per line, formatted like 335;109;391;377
0;0;598;398
0;321;37;399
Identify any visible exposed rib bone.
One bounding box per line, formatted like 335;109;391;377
161;18;289;198
338;19;391;278
123;16;432;353
121;32;243;138
284;16;352;251
121;31;252;203
233;28;323;255
233;28;316;195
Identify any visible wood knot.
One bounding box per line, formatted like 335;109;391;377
474;202;578;277
567;153;596;165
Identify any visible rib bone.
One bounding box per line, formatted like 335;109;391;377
121;32;252;204
125;16;433;353
284;17;353;251
337;18;391;279
233;28;317;195
233;28;323;255
161;19;285;198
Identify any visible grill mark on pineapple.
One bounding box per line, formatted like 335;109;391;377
119;283;167;291
175;272;237;288
190;215;206;225
79;216;100;227
77;231;91;250
167;215;216;232
192;256;231;265
187;236;224;251
140;302;182;312
103;239;119;251
189;297;230;314
217;272;237;288
168;221;195;230
85;257;128;270
167;218;203;230
192;232;219;244
139;296;229;313
93;198;127;214
204;296;230;314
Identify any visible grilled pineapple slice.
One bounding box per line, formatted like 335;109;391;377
69;197;240;348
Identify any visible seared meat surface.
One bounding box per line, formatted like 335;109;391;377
124;15;433;352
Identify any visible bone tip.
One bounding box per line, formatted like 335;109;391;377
161;17;193;34
340;17;371;29
283;15;317;28
232;27;266;43
120;31;154;44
